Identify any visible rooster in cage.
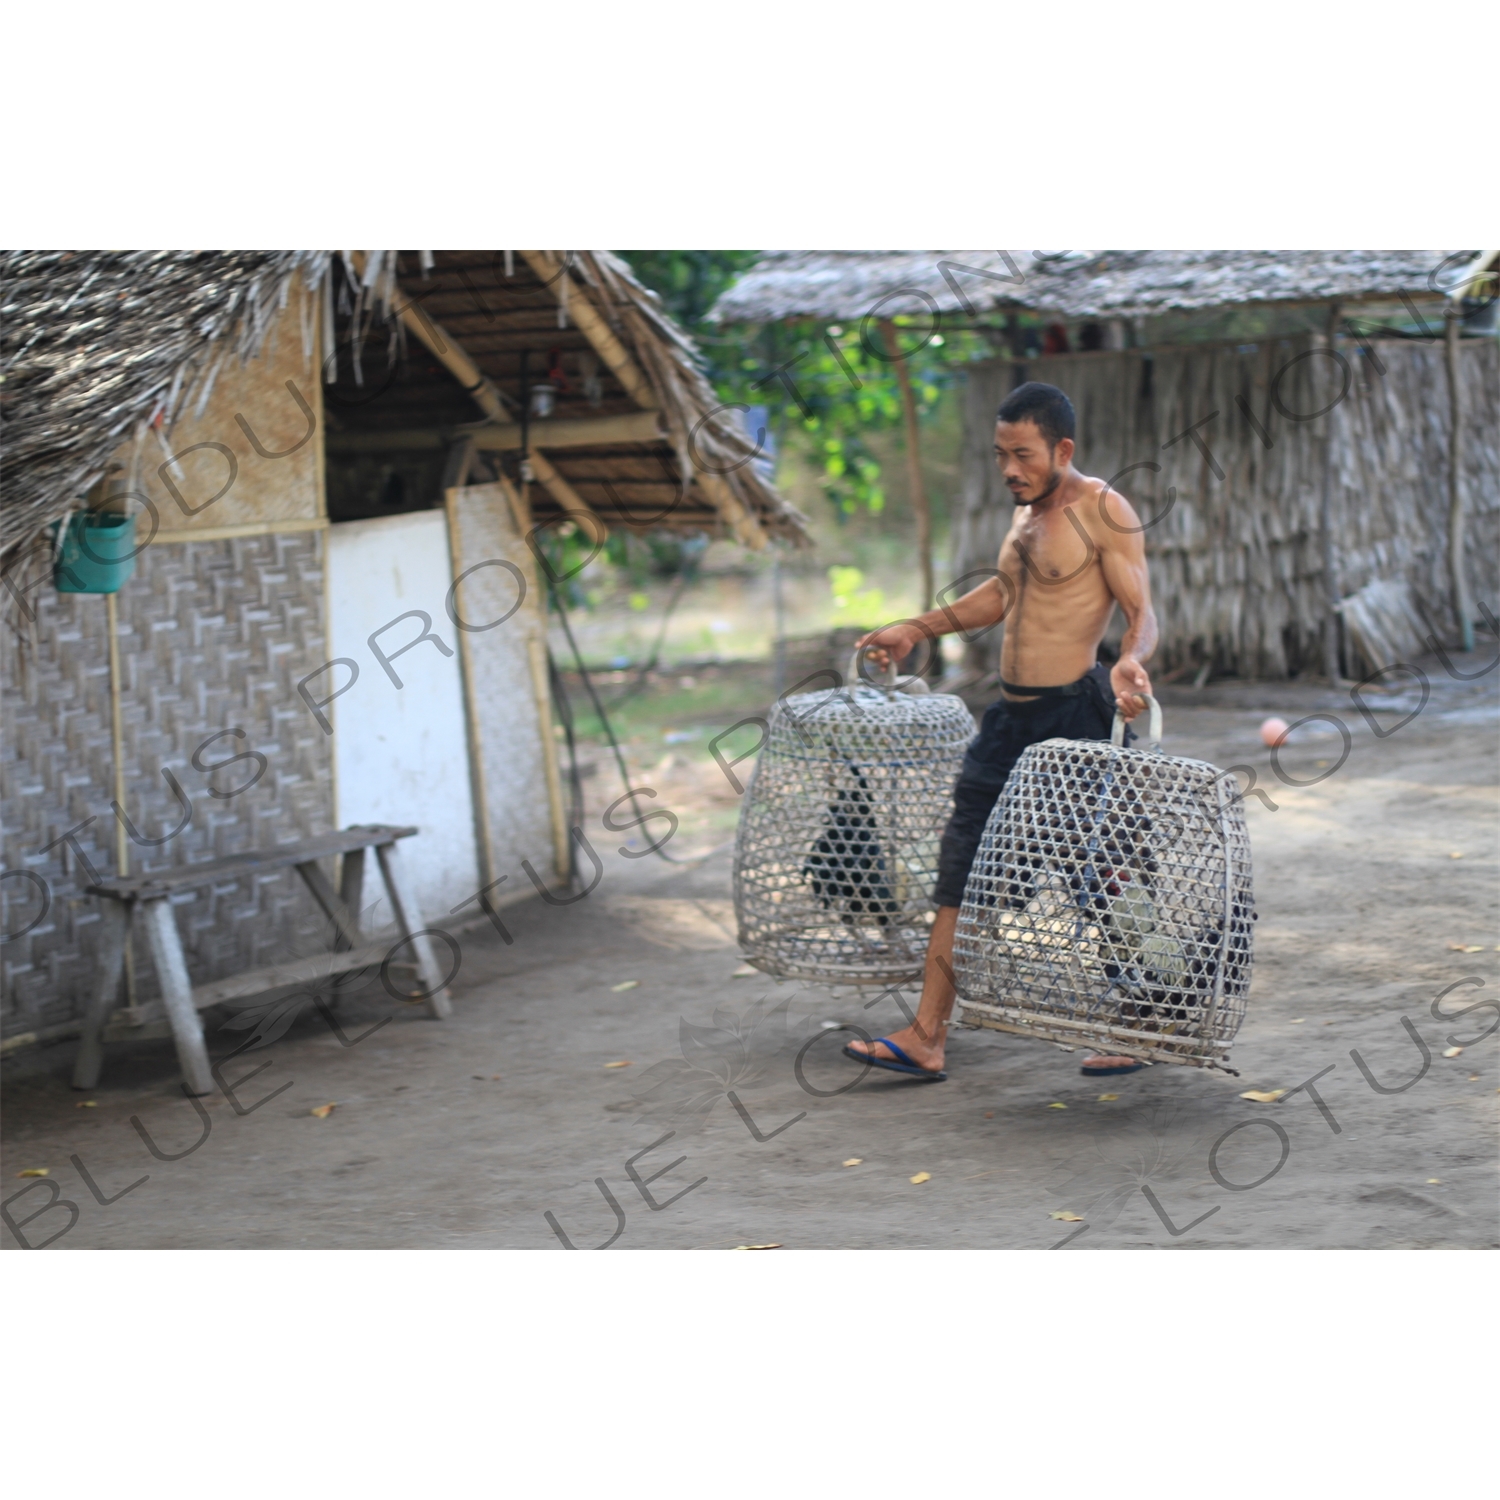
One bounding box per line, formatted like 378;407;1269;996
802;764;900;927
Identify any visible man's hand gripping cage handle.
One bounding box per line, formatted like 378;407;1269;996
1112;693;1163;751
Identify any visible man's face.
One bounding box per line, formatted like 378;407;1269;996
995;419;1071;505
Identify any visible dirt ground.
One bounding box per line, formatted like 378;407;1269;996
4;647;1497;1251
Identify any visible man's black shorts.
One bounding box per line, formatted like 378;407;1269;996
933;663;1124;908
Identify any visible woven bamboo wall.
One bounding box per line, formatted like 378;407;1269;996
953;336;1500;678
1;531;335;1041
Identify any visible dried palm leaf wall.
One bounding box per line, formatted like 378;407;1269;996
954;336;1499;679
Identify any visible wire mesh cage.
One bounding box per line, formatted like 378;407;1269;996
953;697;1254;1072
734;651;974;985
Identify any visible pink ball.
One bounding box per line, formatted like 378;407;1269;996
1260;716;1290;748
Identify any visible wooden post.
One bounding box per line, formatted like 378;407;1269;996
881;319;934;616
137;897;214;1096
71;898;130;1090
1319;303;1344;684
499;475;571;884
1445;312;1475;654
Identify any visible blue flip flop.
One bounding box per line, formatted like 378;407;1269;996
843;1037;947;1082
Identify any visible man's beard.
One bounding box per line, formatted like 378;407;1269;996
1010;466;1063;506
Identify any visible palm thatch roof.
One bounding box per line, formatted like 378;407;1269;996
1;251;324;559
711;250;1474;324
2;250;808;563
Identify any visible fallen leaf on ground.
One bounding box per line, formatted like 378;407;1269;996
1443;1046;1464;1058
1097;1093;1120;1101
1049;1211;1084;1222
733;1243;782;1250
604;1060;632;1068
1290;1018;1305;1024
1240;1089;1286;1103
1469;1074;1481;1081
1427;1179;1442;1185
611;980;640;992
472;1075;485;1080
1448;852;1464;858
17;1168;49;1178
76;1100;97;1108
909;1171;931;1184
1047;1102;1068;1110
983;1111;994;1119
842;1158;862;1167
731;964;757;978
310;1103;336;1118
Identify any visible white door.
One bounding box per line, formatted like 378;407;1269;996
327;511;481;921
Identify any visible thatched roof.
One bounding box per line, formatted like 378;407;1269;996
321;251;808;546
1;250;808;562
711;250;1474;324
1;251;324;559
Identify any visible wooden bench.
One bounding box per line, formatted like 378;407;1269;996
73;825;452;1096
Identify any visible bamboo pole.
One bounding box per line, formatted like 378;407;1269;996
1444;312;1474;653
444;489;497;894
881;318;934;614
105;590;138;1018
520;252;659;411
350;251;511;424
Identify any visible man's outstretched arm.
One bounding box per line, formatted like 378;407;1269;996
1095;483;1159;719
857;576;1012;667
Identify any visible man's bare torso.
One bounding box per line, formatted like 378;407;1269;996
997;475;1118;696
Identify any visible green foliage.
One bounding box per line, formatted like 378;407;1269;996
618;251;762;332
620;252;989;520
827;565;888;625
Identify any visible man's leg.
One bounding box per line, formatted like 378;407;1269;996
846;905;960;1073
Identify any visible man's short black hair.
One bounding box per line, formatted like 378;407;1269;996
996;382;1075;447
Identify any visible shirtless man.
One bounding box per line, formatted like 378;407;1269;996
844;381;1157;1080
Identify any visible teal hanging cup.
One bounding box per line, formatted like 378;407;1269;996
52;511;138;594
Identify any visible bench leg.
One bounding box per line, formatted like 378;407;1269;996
138;897;214;1096
72;899;130;1090
295;859;363;952
338;848;368;946
375;841;453;1019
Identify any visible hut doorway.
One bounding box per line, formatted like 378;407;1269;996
327;510;483;917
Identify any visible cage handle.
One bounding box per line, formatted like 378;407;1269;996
1111;692;1162;750
849;644;898;695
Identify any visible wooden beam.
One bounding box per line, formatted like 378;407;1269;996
696;471;766;551
527;449;610;542
332;411;663;456
521;252;659;411
351;251;512;424
441;435;476;490
326;410;665;456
